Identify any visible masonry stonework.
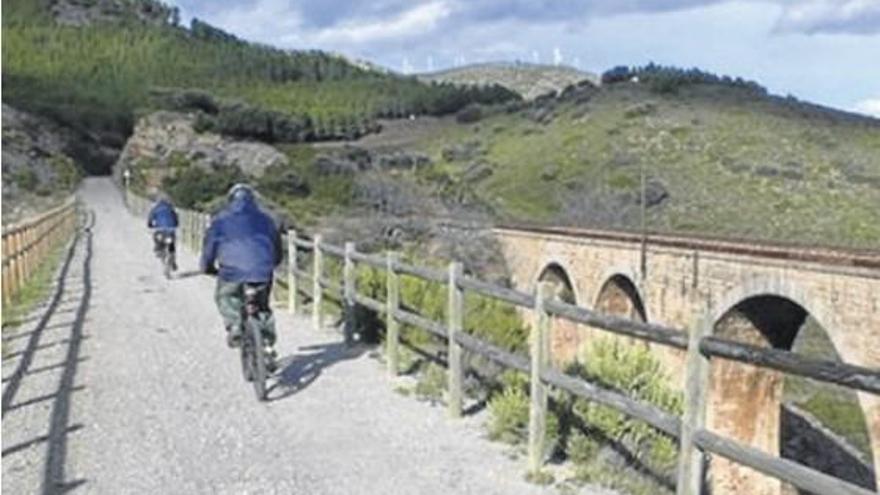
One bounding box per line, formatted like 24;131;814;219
496;228;880;494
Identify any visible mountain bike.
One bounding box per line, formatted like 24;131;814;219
152;230;176;279
239;283;275;401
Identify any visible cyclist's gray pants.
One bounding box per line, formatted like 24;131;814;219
214;279;276;345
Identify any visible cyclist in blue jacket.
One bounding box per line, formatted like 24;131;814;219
200;184;282;360
147;194;179;271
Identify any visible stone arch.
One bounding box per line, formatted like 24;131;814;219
594;272;648;322
533;259;579;304
535;261;580;365
706;277;877;495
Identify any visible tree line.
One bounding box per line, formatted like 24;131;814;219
2;5;519;143
601;63;767;95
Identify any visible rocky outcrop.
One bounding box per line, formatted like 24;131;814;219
2;105;81;221
115;111;288;180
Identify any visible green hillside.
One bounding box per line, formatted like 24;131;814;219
1;0;517;168
328;72;880;249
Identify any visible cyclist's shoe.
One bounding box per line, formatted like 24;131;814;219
170;258;178;271
226;332;242;348
264;345;278;372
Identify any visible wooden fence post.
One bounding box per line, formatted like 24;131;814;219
312;234;324;331
288;230;297;314
528;281;551;473
194;213;202;253
343;242;356;346
200;213;209;253
386;251;400;376
676;312;714;495
188;211;196;250
15;231;25;295
447;261;464;418
2;235;11;306
181;210;188;250
22;228;32;282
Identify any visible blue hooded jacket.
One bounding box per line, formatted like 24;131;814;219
199;190;282;283
148;200;179;231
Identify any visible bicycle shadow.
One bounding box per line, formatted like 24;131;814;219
266;341;368;402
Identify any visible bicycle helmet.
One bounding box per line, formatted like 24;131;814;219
227;183;254;202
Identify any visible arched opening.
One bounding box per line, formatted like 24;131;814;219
537;263;579;365
594;274;647;322
708;295;875;495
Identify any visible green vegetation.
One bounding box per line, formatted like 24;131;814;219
405;82;880;249
567;339;682;466
413;361;447;401
487;371;560;447
3;0;517;145
355;262;528;353
799;389;871;456
12;168;39;192
784;317;873;458
162;165;245;209
601;63;767;95
2;240;69;356
485;338;682;494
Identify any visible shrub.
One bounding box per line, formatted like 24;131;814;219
414;361;447;401
50;155;81;190
600;63;767;95
162;165;245;208
487;371;560;451
456;104;483;124
13;168;39;191
564;338;683;490
355;259;529;353
601;66;632;85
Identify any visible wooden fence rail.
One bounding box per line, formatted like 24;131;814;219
123;190;879;495
282;231;878;495
2;197;79;306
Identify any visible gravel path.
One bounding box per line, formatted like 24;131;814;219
2;178;616;494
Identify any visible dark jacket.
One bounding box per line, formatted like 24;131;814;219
148;200;179;230
199;191;282;283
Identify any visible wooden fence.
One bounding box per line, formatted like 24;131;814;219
284;233;880;495
124;190;879;495
2;197;79;306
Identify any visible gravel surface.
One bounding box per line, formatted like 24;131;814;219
2;178;616;495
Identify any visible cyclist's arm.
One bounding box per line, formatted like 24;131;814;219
200;220;220;274
272;226;283;267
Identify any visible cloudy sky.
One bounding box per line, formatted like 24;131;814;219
168;0;880;116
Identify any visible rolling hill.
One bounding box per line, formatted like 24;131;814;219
419;62;598;100
1;0;518;176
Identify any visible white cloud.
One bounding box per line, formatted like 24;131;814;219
775;0;880;34
207;0;304;44
853;98;880;117
311;1;454;45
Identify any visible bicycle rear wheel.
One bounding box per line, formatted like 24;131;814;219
248;318;267;401
240;334;254;382
162;250;172;279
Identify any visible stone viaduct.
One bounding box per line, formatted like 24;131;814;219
495;225;880;494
